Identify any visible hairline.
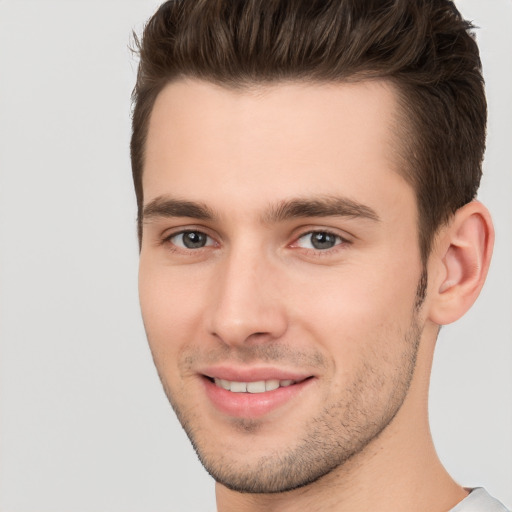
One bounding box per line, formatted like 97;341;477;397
136;73;434;258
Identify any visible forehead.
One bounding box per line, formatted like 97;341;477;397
143;78;412;220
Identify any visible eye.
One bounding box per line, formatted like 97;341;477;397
295;231;344;250
168;230;215;249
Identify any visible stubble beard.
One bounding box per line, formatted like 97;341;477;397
154;310;423;495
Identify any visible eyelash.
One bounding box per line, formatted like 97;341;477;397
292;230;349;253
162;230;217;252
161;228;351;255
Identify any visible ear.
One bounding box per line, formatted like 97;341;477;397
428;201;494;326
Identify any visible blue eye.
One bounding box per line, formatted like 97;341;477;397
296;231;343;250
169;230;214;249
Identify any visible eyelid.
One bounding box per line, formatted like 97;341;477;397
157;224;352;253
289;228;352;252
173;231;215;248
161;226;219;250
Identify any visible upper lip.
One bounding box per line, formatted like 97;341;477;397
199;366;314;382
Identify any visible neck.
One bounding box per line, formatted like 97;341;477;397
215;327;467;512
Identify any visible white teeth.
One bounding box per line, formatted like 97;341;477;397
247;381;266;393
230;381;248;393
213;378;297;393
265;379;280;391
219;379;230;390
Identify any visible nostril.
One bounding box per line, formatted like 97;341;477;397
207;300;288;347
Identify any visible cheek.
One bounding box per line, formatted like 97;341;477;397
138;261;208;360
290;258;420;354
297;262;417;315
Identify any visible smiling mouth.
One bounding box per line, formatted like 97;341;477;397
202;374;315;417
208;377;310;394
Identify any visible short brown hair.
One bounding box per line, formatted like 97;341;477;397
131;0;486;261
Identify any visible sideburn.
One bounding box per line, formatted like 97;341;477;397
414;267;428;311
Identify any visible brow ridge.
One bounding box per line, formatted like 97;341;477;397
142;195;380;224
142;196;214;222
263;196;380;223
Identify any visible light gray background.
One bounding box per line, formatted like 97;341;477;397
0;1;510;511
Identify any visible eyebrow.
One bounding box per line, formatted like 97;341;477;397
142;195;380;224
263;196;380;223
142;197;215;222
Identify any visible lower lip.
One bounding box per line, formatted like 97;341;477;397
202;377;314;419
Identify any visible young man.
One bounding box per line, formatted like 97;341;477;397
131;1;509;510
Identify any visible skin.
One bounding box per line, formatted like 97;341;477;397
138;79;493;512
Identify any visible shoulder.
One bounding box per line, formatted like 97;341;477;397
450;488;510;512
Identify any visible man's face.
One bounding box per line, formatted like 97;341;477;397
139;79;426;493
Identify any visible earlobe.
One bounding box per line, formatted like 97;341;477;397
428;201;494;326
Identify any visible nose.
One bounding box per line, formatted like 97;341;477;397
206;245;288;347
